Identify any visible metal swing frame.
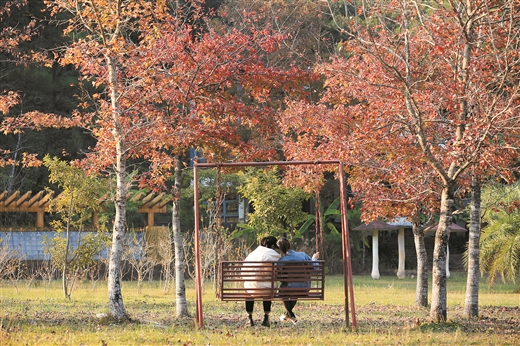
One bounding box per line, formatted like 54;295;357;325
193;160;356;329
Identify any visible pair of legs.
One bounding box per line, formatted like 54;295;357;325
245;300;272;326
280;299;299;324
282;300;297;318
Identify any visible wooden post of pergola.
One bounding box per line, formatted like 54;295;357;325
193;160;356;329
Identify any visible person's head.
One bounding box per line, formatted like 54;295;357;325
261;236;278;250
276;237;291;255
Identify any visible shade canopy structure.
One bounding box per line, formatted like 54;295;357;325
354;219;468;279
429;222;467;233
193;160;356;329
353;220;403;279
352;220;400;232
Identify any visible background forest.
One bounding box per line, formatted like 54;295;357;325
1;0;519;325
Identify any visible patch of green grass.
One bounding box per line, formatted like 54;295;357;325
1;275;519;345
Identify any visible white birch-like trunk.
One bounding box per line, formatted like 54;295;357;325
412;217;428;307
397;227;406;279
107;55;128;320
464;175;481;317
371;229;380;279
173;156;189;317
430;187;452;321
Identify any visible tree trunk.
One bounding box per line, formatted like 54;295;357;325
63;197;74;299
463;175;481;317
430;185;453;321
61;208;72;299
7;132;22;195
412;216;428;307
172;156;189;317
107;55;128;321
63;227;70;299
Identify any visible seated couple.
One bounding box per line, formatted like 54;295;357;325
243;236;319;327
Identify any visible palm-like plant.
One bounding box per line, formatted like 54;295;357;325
480;182;520;284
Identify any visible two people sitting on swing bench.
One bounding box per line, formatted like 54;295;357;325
243;236;319;326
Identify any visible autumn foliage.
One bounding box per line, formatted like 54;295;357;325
0;0;41;167
0;0;313;319
2;0;520;324
280;0;520;321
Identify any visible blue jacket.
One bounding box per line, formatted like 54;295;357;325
278;249;316;288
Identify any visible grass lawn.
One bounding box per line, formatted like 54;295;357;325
1;273;519;345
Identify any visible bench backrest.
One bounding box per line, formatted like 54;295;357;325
219;260;325;301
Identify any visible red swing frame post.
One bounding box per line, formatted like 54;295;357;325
193;160;356;329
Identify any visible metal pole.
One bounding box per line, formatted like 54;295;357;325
339;162;356;329
193;163;203;327
339;162;350;328
195;160;341;168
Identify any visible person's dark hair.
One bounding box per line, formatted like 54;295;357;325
276;237;291;255
261;236;278;249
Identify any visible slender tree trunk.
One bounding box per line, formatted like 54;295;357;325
61;199;72;299
7;132;22;195
430;185;453;321
107;55;129;321
63;227;70;299
464;175;481;317
63;197;74;299
172;156;189;317
412;216;428;307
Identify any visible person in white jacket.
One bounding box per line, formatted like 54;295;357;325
243;236;281;327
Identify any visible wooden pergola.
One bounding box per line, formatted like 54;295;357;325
0;190;170;229
0;190;52;228
193;160;357;329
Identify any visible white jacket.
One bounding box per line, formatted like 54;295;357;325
243;246;281;290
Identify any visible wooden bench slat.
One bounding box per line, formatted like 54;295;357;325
219;260;325;301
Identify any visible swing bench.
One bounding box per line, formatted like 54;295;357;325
218;260;325;301
194;160;356;328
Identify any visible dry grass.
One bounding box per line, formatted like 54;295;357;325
1;273;519;345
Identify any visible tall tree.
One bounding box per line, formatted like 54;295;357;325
282;0;520;321
280;79;442;307
129;0;313;316
1;0;310;319
2;0;186;320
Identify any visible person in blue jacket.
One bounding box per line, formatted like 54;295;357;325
276;237;319;324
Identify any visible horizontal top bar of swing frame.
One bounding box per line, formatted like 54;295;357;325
193;160;342;168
